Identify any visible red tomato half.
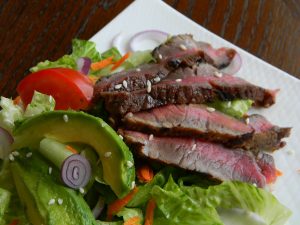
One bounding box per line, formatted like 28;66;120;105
17;68;94;110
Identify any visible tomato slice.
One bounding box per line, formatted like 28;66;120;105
17;68;94;110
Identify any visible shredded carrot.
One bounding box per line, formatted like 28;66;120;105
65;145;78;154
124;216;141;225
13;96;21;105
91;56;114;71
276;169;283;177
9;219;19;225
137;165;154;183
107;186;138;220
144;199;156;225
111;52;130;71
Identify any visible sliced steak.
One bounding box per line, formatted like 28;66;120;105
123;104;253;144
100;75;276;116
120;130;276;187
152;34;236;69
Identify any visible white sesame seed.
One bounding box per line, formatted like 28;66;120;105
63;114;69;123
257;152;263;160
158;54;163;59
57;198;63;205
11;151;19;156
104;152;112;158
253;183;257;187
79;187;85;194
214;71;223;78
245;118;250;125
48;167;53;175
206;107;215;112
149;134;154;141
126;161;133;168
153;76;161;83
9;154;14;161
227;101;232;107
147;80;152;93
114;84;122;90
179;44;187;50
131;181;135;189
127;112;133;118
26;152;33;158
287;149;295;155
136;68;141;72
119;134;123;140
48;199;55;205
122;80;128;89
192;144;197;151
175;79;182;82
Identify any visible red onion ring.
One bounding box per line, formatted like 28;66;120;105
77;57;92;75
92;197;105;218
61;154;91;189
129;30;169;52
0;127;14;159
111;32;123;50
220;51;242;75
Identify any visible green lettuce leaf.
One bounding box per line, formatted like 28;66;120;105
0;187;11;225
181;181;292;225
116;207;143;223
96;221;122;225
30;39;101;72
123;50;154;69
101;47;122;62
208;99;253;118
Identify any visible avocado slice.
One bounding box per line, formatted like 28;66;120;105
13;111;135;198
10;149;97;225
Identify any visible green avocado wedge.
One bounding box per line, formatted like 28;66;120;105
13;110;135;198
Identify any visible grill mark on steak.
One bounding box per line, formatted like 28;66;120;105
120;130;275;187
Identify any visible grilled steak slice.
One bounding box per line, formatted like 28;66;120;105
100;75;276;116
120;130;275;187
93;63;169;94
123;104;253;143
152;34;236;69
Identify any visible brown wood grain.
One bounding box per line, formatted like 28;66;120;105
0;0;299;97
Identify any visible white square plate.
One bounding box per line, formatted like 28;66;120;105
91;0;300;224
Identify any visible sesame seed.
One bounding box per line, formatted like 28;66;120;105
206;107;215;112
127;112;133;118
26;152;32;158
287;149;295;155
136;68;141;72
104;152;112;158
12;151;19;156
131;181;135;189
149;134;154;141
48;199;55;205
175;79;182;82
192;144;197;151
114;84;122;90
158;54;162;59
147;80;152;93
63;114;69;123
153;77;161;83
253;183;257;187
214;71;223;78
245;118;250;125
57;198;63;205
9;154;14;161
122;80;128;89
79;188;85;194
257;152;263;160
179;44;187;50
227;101;232;107
119;134;123;140
126;161;133;168
48;167;52;175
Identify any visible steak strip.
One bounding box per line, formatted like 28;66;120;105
120;130;276;187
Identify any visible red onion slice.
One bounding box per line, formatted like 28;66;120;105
77;57;92;75
61;154;92;189
129;30;169;52
111;32;123;50
92;197;105;218
220;51;242;75
0;127;14;159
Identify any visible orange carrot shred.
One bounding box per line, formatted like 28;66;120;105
144;199;156;225
137;165;154;183
13;96;21;105
91;56;114;71
107;186;138;221
276;169;283;177
124;216;141;225
9;219;19;225
65;145;78;154
111;52;130;71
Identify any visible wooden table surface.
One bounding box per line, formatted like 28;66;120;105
0;0;299;97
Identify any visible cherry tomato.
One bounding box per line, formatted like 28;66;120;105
17;68;94;110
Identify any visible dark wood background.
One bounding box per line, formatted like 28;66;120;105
0;0;299;97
